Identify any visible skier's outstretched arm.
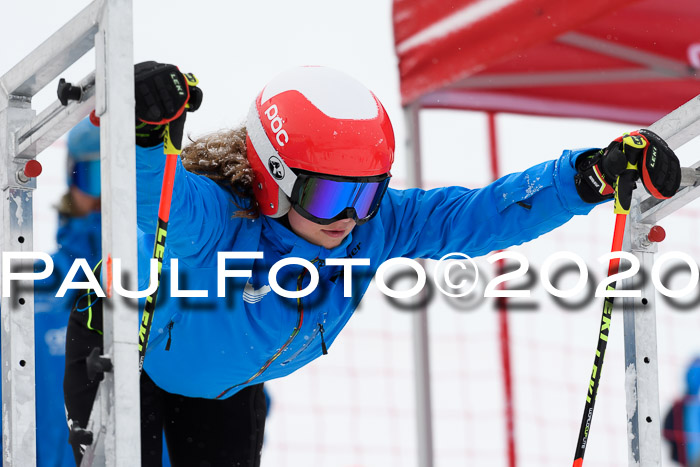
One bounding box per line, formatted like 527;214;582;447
382;130;680;259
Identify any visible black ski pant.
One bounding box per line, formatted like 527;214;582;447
64;297;266;467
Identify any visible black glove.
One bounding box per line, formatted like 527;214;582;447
575;129;681;213
134;61;203;153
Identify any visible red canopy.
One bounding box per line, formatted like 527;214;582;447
393;0;700;124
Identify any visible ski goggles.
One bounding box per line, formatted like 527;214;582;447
69;160;101;198
291;172;391;225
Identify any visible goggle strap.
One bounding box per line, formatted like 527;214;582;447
247;101;297;197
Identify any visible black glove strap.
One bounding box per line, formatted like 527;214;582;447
574;150;616;204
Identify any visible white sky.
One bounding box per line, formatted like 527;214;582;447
3;0;699;195
1;0;404;249
1;0;402;156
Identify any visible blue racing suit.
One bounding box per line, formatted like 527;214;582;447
137;143;597;399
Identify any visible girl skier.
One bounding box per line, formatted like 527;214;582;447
65;61;681;466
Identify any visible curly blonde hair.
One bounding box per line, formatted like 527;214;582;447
180;126;259;219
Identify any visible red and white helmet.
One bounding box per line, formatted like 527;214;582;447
246;66;395;221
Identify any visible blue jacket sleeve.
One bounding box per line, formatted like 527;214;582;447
380;148;601;259
136;144;249;262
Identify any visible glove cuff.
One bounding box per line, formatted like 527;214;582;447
136;121;166;148
574;150;616;204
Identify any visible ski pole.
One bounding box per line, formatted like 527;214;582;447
572;212;626;467
137;148;177;373
85;110;178;373
135;70;200;373
573;155;638;467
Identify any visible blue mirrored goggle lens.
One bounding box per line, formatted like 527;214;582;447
71;160;101;197
297;177;388;221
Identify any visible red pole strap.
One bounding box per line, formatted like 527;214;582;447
158;154;178;222
608;213;627;276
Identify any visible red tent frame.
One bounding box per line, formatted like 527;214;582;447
395;0;700;123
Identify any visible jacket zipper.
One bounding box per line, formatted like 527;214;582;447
145;314;180;354
280;321;329;365
164;321;174;351
215;259;318;399
319;323;328;355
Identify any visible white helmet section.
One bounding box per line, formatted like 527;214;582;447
260;66;379;120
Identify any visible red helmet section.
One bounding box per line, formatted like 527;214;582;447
246;66;395;217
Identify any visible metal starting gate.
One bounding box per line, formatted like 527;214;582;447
1;0;139;465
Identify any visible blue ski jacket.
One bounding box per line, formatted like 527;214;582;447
137;144;598;399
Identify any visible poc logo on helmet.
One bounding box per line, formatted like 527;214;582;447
268;156;285;180
264;104;289;147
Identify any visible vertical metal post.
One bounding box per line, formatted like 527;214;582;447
622;203;662;467
403;103;434;467
0;100;38;467
621;94;700;467
93;0;140;465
